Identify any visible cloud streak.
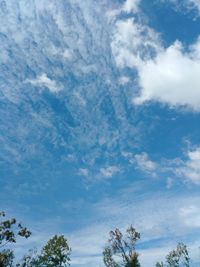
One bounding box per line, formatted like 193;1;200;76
27;74;62;93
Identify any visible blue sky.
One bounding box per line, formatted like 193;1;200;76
1;0;200;266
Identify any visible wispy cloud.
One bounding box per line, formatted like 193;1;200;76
68;192;200;267
179;205;200;228
162;0;200;15
78;165;121;182
111;18;160;68
27;74;62;93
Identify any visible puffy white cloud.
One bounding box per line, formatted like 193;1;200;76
78;168;89;177
111;2;200;112
134;152;157;173
106;0;141;19
176;147;200;184
122;0;141;13
100;166;121;178
134;39;200;111
27;73;62;93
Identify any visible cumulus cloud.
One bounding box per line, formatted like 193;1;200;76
134;39;200;111
78;166;121;181
100;166;121;178
78;168;89;177
111;2;200;112
107;0;141;19
134;152;157;173
122;0;141;13
27;73;62;93
176;147;200;184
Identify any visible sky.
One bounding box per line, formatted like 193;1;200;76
1;0;200;266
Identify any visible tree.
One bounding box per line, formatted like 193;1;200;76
0;211;31;267
0;212;71;267
156;243;191;267
16;249;39;267
103;225;141;267
0;250;14;267
37;235;71;267
16;235;71;267
0;211;31;248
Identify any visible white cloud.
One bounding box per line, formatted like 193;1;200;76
133;39;200;111
58;192;194;267
179;205;200;227
118;76;131;85
27;73;62;93
111;4;200;111
111;18;160;69
163;0;200;15
63;49;73;60
123;0;141;13
79;168;89;177
13;192;200;267
133;152;157;173
166;177;173;189
106;0;141;19
122;151;158;176
100;166;121;178
176;147;200;184
190;0;200;12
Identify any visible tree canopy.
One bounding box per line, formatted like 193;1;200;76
37;235;71;267
0;212;196;267
156;243;191;267
103;225;141;267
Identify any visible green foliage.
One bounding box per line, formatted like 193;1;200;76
0;211;196;267
0;212;31;267
16;249;39;267
0;250;14;267
37;235;71;267
0;212;31;248
156;262;164;267
0;212;71;267
103;225;141;267
156;243;191;267
16;235;71;267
